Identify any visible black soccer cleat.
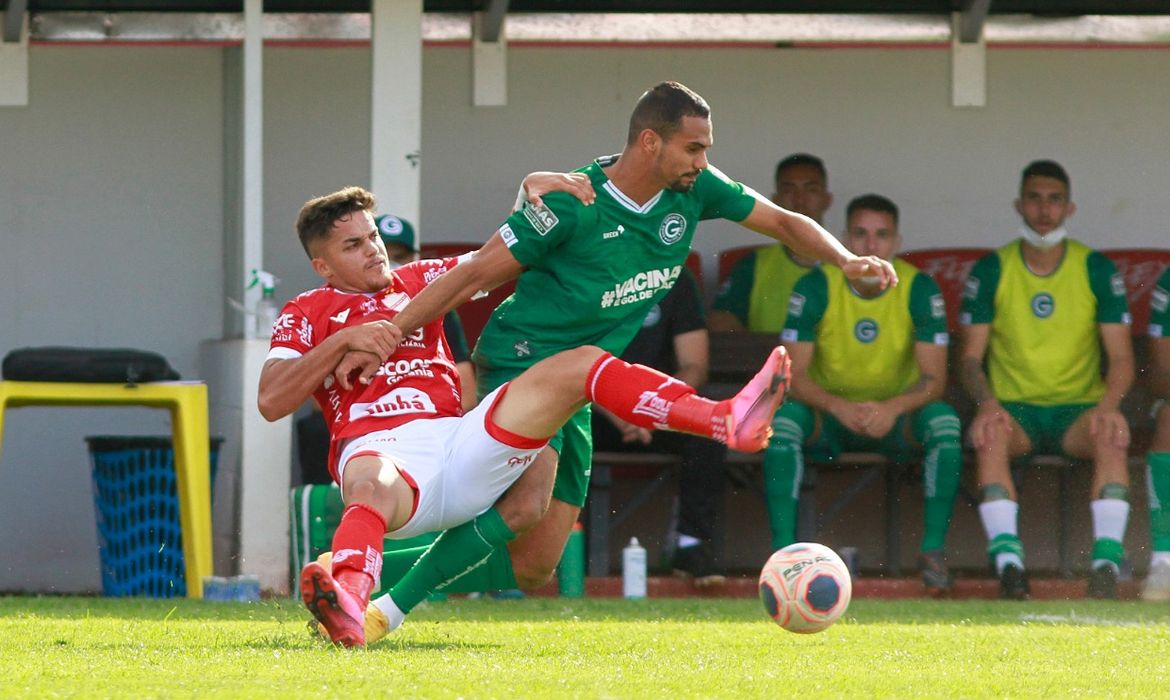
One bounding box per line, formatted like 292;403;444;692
998;564;1030;600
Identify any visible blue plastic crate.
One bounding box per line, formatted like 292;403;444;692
86;436;221;598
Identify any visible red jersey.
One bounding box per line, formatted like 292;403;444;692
267;257;465;469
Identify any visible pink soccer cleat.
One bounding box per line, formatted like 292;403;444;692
300;561;366;648
721;346;791;452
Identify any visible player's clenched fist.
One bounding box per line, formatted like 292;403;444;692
341;320;402;362
841;255;898;290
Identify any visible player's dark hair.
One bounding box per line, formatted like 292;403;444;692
296;186;377;258
774;153;827;186
846;193;899;226
627;81;710;145
1020;160;1070;193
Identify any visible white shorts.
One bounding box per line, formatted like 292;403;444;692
335;384;546;540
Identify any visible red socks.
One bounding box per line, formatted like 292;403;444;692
330;502;387;605
585;353;727;442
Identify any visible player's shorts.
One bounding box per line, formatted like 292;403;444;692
1001;401;1095;457
479;364;595;509
775;398;954;461
335;383;547;540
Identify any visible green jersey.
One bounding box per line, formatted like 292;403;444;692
960;238;1130;405
473;156;758;371
1149;266;1170;338
782;258;947;402
712;244;817;333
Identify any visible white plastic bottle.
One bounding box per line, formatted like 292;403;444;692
250;270;280;339
622;536;647;599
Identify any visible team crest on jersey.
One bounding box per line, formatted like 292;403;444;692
1031;293;1055;318
1151;287;1169;313
854;318;879;343
499;223;519;248
658;214;686;245
522;201;559;236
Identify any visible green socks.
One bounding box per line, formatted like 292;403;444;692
387;507;518;613
763;415;804;550
1149;452;1170;551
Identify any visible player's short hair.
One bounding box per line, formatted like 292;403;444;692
626;81;710;145
1021;159;1070;193
774;153;827;185
846;193;899;226
296;186;377;258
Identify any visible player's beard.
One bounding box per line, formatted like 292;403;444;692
669;171;700;193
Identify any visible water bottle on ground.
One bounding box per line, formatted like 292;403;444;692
622;536;647;599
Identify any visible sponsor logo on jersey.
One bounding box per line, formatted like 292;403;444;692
788;293;806;318
1110;273;1126;297
522;201;559;236
658;213;687;245
1031;292;1055;318
1152;287;1169;313
930;294;946;319
499;223;518;248
600;265;682;309
963;277;980;300
330;308;351;324
272;313;305;345
349;387;437;421
423;265;449;285
603;225;626;240
854;318;879;343
373;357;436;383
632;390;672;424
399;327;427;350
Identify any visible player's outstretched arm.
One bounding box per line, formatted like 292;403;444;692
738;198;897;289
386;234;524;338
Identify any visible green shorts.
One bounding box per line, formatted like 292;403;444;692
478;365;594;509
780;401;920;462
1001;401;1094;457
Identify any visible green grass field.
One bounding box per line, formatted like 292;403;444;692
2;595;1169;698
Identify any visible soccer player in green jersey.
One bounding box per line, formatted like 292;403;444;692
959;160;1134;600
709;153;831;333
1141;267;1170;601
342;81;896;641
768;194;962;595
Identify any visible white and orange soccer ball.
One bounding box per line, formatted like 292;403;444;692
758;542;852;634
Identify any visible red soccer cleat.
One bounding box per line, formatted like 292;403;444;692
721;346;791;452
300;561;366;648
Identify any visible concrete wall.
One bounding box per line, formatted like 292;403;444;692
1;41;1167;591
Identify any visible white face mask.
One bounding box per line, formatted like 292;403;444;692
1019;223;1068;250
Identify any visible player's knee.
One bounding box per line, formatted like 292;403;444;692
510;551;558;589
495;486;550;534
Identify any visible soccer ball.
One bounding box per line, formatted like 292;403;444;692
758;542;852;634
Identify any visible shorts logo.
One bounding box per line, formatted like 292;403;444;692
499;223;518;248
642;304;662;328
854;318;879;343
1031;292;1055;318
522;202;559;236
963;277;980;300
507;454;537;469
658;213;686;245
514;340;531;358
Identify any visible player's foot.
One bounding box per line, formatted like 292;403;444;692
364;604;391;644
1141;561;1170;602
998;563;1030;600
720;346;791;452
1087;564;1119;600
671;543;726;589
300;561;365;648
917;549;953;597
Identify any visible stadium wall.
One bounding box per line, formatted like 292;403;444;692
0;42;1166;592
